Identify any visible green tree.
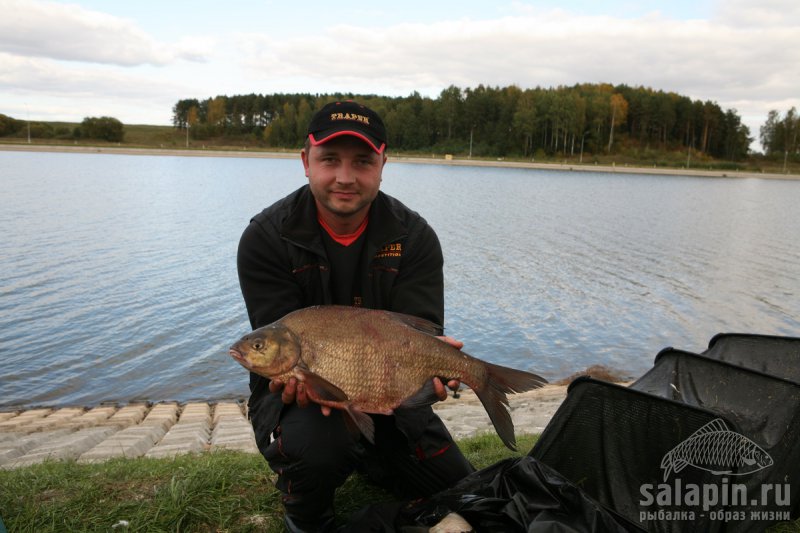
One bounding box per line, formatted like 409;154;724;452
206;96;227;134
607;93;628;153
79;116;124;142
172;99;200;129
0;113;23;136
719;109;752;160
437;85;463;141
512;90;537;157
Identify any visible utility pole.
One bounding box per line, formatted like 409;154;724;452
468;127;473;159
579;130;589;164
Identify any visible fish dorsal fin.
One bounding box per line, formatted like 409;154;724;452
382;310;442;336
689;418;730;438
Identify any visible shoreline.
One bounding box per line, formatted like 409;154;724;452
1;142;796;180
0;386;568;468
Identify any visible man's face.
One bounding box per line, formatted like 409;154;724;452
302;135;387;222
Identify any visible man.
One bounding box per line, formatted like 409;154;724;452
237;100;474;532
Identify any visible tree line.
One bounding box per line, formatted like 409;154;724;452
171;84;786;161
0;115;124;142
760;108;800;168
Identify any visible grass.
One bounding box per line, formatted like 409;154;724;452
0;432;797;532
0;434;534;533
0;434;800;533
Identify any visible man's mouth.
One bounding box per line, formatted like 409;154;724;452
332;190;357;198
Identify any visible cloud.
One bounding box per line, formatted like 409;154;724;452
238;10;799;103
0;53;185;97
714;0;800;27
234;5;799;147
2;0;797;135
0;52;190;124
0;0;209;66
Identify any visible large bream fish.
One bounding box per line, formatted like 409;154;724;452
229;305;547;450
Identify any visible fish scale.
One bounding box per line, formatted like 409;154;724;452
229;305;547;450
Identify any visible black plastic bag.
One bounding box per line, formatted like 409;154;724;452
344;456;642;532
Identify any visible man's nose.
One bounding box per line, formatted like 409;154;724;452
335;164;357;183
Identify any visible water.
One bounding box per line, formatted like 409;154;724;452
1;151;798;408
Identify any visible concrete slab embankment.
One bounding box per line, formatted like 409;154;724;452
0;401;259;469
0;385;568;469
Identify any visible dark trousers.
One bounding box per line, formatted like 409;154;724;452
263;403;475;531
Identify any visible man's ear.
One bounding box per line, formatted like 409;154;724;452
301;148;310;177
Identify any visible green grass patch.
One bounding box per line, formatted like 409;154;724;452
0;433;796;532
0;434;531;532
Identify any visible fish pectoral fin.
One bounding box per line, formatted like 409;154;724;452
673;459;689;474
399;380;443;409
343;405;375;444
298;369;349;403
296;369;376;444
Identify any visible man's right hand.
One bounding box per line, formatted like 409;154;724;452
269;377;332;416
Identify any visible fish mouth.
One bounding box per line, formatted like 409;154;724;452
228;348;252;369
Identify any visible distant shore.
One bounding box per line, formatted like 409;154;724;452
1;142;797;180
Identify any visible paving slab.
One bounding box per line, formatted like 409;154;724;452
64;406;118;430
0;432;53;465
0;412;19;424
140;402;180;432
23;407;87;433
78;424;168;463
4;427;117;468
0;408;53;432
209;401;258;453
1;387;568;468
99;404;150;429
212;402;247;422
144;405;211;458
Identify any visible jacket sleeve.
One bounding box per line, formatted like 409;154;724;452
389;218;445;335
237;215;304;329
237;215;305;452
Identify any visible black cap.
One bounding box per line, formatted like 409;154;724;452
307;101;387;154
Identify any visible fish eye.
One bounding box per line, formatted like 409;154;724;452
253;340;264;350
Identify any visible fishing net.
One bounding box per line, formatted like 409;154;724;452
529;377;733;532
702;333;800;384
531;334;800;533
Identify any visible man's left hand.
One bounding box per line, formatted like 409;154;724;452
434;335;463;400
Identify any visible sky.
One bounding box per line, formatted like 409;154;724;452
1;0;798;152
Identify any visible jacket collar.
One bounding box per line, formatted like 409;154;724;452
281;185;408;253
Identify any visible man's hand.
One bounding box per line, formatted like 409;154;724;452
269;377;332;416
434;335;463;400
438;335;464;350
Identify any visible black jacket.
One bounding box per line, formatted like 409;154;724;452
237;185;447;451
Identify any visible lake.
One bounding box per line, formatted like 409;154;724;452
1;150;798;409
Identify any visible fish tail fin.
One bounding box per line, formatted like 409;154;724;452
474;362;548;451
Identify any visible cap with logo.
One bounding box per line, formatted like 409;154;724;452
307;101;387;154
